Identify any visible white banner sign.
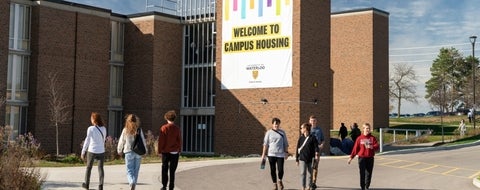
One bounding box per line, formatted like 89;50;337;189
221;0;293;89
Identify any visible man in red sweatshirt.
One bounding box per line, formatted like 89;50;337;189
158;110;182;190
347;123;379;190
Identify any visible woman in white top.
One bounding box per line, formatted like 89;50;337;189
81;112;107;190
117;114;147;190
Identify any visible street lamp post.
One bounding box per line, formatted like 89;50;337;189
471;35;477;129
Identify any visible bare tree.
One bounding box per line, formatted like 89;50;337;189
389;63;419;117
46;72;71;156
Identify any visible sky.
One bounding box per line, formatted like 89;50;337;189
68;0;480;114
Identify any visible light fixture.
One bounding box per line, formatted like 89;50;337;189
261;98;268;104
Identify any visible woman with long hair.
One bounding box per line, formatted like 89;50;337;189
81;112;107;190
117;114;147;190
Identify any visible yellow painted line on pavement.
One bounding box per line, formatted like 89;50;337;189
420;165;439;171
381;160;403;165
399;162;420;168
442;168;459;175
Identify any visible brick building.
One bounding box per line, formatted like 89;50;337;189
1;0;388;156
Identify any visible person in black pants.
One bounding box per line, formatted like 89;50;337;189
347;123;379;190
158;110;182;190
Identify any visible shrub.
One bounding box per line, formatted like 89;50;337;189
145;130;157;156
59;153;83;164
105;136;119;161
0;126;44;189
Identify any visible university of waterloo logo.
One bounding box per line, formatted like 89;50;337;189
252;70;259;79
246;64;265;80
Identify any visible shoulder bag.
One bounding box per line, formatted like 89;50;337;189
132;128;146;155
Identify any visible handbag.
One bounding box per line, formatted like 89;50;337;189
132;128;146;155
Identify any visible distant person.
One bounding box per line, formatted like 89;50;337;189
295;123;319;190
81;112;106;190
308;115;325;189
458;119;466;137
347;123;379;190
339;122;348;140
158;110;182;190
117;114;147;190
468;110;473;123
350;123;361;143
262;117;289;190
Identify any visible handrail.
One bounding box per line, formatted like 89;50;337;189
379;128;433;152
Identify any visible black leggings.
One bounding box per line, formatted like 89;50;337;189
268;156;285;183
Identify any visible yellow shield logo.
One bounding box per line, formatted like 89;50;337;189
252;70;259;80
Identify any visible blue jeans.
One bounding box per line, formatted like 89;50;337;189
125;152;142;185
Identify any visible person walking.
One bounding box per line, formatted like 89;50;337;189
308;115;324;189
350;123;361;143
347;123;379;190
81;112;107;190
458;119;466;137
117;114;147;190
158;110;182;190
262;117;289;190
295;123;319;190
339;122;348;140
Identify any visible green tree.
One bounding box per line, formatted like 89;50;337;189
425;47;469;112
389;63;418;117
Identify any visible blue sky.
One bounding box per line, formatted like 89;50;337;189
69;0;480;114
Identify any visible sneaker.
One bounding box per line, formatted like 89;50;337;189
278;181;284;190
310;183;317;189
161;187;167;190
273;183;278;190
81;183;89;189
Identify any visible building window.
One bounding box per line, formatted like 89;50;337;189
183;22;216;108
110;21;124;62
5;105;28;139
108;21;125;138
9;3;30;51
109;65;123;106
6;3;30;137
7;54;29;101
108;110;123;138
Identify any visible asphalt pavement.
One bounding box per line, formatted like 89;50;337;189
41;141;480;190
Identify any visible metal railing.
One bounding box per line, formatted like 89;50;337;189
379;128;433;152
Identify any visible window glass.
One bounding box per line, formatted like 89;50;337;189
108;111;123;138
7;54;29;101
9;4;30;51
5;105;27;139
110;21;124;61
109;65;123;106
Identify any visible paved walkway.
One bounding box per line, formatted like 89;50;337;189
41;141;480;190
41;157;260;190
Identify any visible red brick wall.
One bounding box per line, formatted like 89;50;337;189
0;0;8;124
331;9;389;130
29;5;110;154
124;17;183;135
372;13;390;128
215;0;331;156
